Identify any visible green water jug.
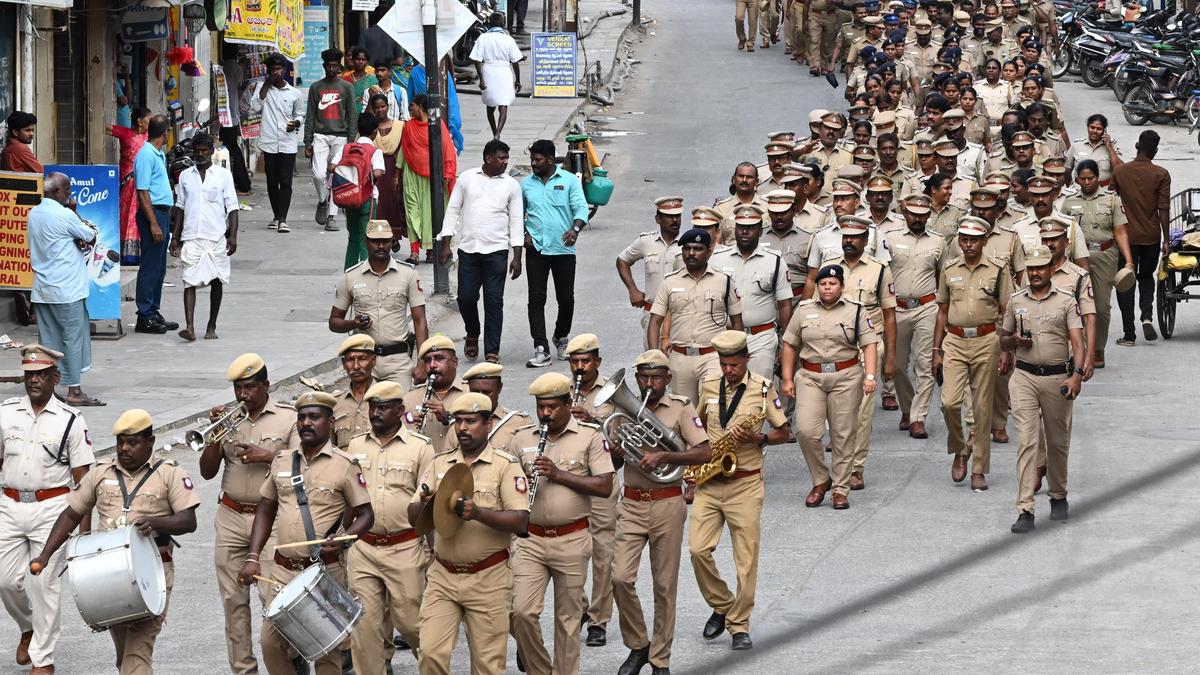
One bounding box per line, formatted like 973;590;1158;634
584;167;614;206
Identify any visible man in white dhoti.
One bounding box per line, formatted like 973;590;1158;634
471;13;525;139
169;131;238;341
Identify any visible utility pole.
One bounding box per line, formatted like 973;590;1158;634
632;0;640;27
423;0;450;295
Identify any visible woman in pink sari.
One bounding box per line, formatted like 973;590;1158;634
106;106;150;264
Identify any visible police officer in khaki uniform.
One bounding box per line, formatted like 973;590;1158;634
1000;245;1084;533
714;164;770;245
1042;217;1097;374
34;409;199;675
331;220;429;387
710;206;793;379
734;0;760;51
408;393;529;675
403;336;468;453
932;217;1015;492
239;392;374;675
333;335;377;449
807;0;844;75
508;373;614;675
761;188;818;300
617;197;685;348
691;331;790;651
346;381;435;673
0;345;93;675
612;350;713;675
462;362;531;450
561;333;619;646
648;228;745;405
1012;176;1091;264
784;165;833;233
757;143;794;196
846;16;885;77
882;195;946;439
199;353;297;675
808;115;855;180
781;264;880;507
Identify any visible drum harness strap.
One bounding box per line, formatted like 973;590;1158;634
41;412;75;466
115;460;173;548
291;452;342;564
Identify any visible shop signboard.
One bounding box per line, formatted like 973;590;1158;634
226;0;277;47
531;33;577;98
0;171;41;291
275;0;305;60
45;165;122;321
122;2;170;43
296;6;330;87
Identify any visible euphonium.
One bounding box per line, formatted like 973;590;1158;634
594;368;687;484
187;402;249;451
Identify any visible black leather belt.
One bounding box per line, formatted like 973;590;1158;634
1015;360;1070;376
375;341;411;357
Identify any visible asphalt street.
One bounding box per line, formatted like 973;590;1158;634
6;0;1200;672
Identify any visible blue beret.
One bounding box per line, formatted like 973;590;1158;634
870;52;889;65
816;264;845;283
883;13;900;23
859;45;877;59
679;228;712;247
887;29;907;43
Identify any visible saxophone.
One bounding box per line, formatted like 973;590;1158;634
684;380;769;486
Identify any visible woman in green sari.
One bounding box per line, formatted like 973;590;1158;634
400;95;457;264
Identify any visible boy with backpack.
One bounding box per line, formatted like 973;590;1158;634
329;114;385;269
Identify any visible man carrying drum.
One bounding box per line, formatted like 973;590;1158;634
32;409;200;675
0;345;94;675
237;392;374;675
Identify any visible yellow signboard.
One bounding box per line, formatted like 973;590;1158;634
226;0;277;47
0;171;45;291
275;0;304;60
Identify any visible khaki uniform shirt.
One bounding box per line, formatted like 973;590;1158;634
347;428;434;535
937;256;1015;327
793;201;831;235
974;79;1015;121
618;231;682;306
882;225;947;300
713;195;769;245
761;225;814;291
1061;189;1127;248
834;254;897;326
508;418;613;526
809;145;854;177
949;226;1027;279
0;396;93;491
696;373;788;471
894;107;918;142
807;218;892;270
220;402;298;504
1009;212;1090;261
621;395;708;489
413;445;528;564
333;389;371;450
980;38;1018;65
403;378;468;454
651;268;744;348
904;43;940;83
709;246;791;327
964;112;991;147
926;203;964;239
1051;260;1097;316
488;407;532;452
873;166;908;202
783;296;880;364
70;458;201;537
995;204;1026;233
333;259;426;347
1003;16;1033;43
847;36;883;68
756;174;787;198
1003;287;1083;365
1067;139;1121;183
261;443;370;556
577;375;616;421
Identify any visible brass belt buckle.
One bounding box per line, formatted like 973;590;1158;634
820;362;837;373
638;489;654;501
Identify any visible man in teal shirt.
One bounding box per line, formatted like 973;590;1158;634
133;114;178;335
521;139;588;367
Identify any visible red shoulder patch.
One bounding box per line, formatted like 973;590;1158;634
515;476;528;493
182;477;194;490
357;472;367;487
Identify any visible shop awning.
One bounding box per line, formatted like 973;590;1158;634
0;0;74;9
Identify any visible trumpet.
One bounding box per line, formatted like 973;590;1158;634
594;368;686;484
418;373;438;434
187;402;249;451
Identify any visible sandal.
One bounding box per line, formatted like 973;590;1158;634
66;395;106;407
406;253;420;265
464;337;479;361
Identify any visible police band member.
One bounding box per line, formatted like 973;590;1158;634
508;373;614;674
403;336;467;453
238;392;374;675
333;335;378;448
0;345;94;675
346;381;435;673
691;330;789;651
409;393;529;675
199;353;297;675
462;362;530;450
616;197;684;348
34;409;200;675
612;350;713;675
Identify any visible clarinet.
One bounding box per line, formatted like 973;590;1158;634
418;373;438;434
527;423;550;508
570;370;584;406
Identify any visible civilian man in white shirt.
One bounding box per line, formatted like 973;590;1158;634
437;139;524;363
249;53;304;233
168;132;239;342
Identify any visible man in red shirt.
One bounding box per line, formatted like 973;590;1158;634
0;112;43;174
1110;130;1171;346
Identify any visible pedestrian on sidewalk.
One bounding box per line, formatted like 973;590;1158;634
306;48;358;233
401;94;457;264
522;139;588;367
0;111;42;174
471;13;524;140
106;106;150;264
1110;129;1170;346
342;47;379;108
508;0;528;33
133;114;180;335
217;48;254;195
27;173;104;406
168;132;239;342
361;60;409;120
367;94;406;245
250;53;304;234
329;114;385;270
438;139;524;364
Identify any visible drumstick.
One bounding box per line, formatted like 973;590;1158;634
273;534;359;550
253;574;284;586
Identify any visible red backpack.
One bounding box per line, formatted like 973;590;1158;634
331;141;377;209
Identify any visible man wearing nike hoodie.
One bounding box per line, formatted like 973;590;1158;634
305;48;358;233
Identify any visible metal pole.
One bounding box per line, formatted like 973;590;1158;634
632;0;640;27
423;0;450;295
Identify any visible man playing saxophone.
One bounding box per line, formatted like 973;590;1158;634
609;350;712;675
690;330;789;653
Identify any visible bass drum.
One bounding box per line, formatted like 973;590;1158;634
66;526;167;631
265;564;362;661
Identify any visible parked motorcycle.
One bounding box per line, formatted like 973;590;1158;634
168;98;211;185
1121;46;1200;126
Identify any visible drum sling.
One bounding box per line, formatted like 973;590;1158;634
291;452;342;563
115;460;173;548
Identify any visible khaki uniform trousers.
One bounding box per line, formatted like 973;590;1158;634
1011;369;1074;513
688;475;764;635
586;479;619;629
261;562;346;675
852;343;886;472
612;494;687;669
0;497;66;668
747;330;779;382
1089;247;1118;351
109;561;174;675
795;367;863;495
991;370;1011;432
419;561;512;675
940;333;999;474
759;0;779;40
806;9;840;71
894;303;938;423
735;0;760;43
668;350;719;406
375;352;414;390
214;502;280;675
348;538;429;673
512;528;592;675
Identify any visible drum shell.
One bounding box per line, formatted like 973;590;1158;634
66;526;167;631
265;564;363;661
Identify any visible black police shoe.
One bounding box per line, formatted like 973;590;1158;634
1050;498;1069;521
135;318;168;334
618;647;649;675
731;632;753;650
652;668;671;675
586;625;606;646
702;611;726;640
154;312;179;330
1011;511;1035;534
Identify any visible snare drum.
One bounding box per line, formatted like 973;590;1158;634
265;564;362;661
66;526;167;631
